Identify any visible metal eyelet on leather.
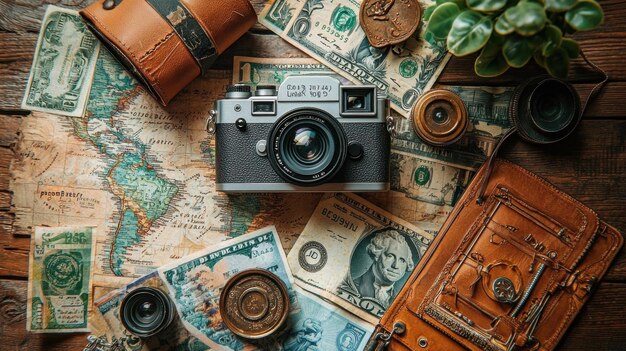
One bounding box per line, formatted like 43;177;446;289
103;0;121;10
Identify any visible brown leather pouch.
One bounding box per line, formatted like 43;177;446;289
367;158;623;351
79;0;256;105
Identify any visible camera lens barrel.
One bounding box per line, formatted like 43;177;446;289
120;287;175;338
510;76;581;144
267;109;347;186
411;89;468;146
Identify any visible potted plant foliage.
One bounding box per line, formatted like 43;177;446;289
424;0;604;78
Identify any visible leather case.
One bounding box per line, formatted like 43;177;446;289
80;0;256;105
367;158;623;351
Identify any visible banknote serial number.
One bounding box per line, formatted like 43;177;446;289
321;208;358;232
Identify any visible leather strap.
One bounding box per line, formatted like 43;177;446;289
476;49;608;204
146;0;218;75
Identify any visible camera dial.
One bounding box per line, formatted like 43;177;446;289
255;85;277;96
225;84;251;99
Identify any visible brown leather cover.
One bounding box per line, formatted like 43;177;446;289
369;159;623;351
79;0;256;105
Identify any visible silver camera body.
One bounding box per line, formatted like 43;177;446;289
213;75;390;192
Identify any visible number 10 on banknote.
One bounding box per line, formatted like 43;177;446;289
259;0;449;116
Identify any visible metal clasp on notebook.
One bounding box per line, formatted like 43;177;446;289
102;0;123;10
366;321;406;351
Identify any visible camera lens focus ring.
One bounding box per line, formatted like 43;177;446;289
268;109;347;186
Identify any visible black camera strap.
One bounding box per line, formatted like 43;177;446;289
476;49;609;204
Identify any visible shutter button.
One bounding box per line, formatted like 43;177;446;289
348;142;364;160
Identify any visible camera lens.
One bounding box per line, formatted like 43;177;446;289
529;80;577;134
292;127;325;163
510;76;580;144
411;89;468;146
120;287;174;338
268;109;347;186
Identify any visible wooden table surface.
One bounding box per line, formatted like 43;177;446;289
1;0;625;350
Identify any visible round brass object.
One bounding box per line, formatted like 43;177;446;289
360;0;421;48
219;269;290;340
411;90;468;146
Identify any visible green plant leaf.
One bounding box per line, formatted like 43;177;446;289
502;34;541;67
541;25;563;57
426;3;462;40
534;50;546;67
495;14;515;35
545;47;570;78
504;2;547;36
475;34;510;76
423;5;437;21
437;0;466;7
447;11;493;56
467;0;507;12
565;0;604;31
560;38;580;58
545;0;577;12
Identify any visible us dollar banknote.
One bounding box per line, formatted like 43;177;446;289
366;86;514;231
233;56;350;88
288;193;434;324
27;226;96;333
259;0;449;116
157;226;296;351
21;5;100;117
95;271;209;350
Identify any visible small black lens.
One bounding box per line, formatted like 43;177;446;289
529;80;576;133
120;287;174;338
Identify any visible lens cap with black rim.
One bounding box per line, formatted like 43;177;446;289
510;76;581;144
120;287;175;338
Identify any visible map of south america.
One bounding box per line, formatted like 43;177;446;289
11;48;321;292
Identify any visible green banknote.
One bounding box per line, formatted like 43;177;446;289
21;5;100;117
27;226;96;333
233;56;350;88
288;193;434;324
259;0;450;117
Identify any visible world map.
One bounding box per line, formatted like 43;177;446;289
11;49;321;294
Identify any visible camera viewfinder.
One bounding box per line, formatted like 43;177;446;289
340;86;376;117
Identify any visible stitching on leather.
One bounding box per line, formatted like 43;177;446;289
140;32;175;62
83;8;167;102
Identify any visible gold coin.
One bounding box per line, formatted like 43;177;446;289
219;269;290;339
411;89;468;146
360;0;422;48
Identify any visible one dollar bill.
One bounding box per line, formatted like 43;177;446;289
27;226;96;333
22;5;100;117
259;0;449;116
288;193;434;324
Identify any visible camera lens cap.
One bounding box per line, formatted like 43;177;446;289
411;89;468;147
510;76;581;144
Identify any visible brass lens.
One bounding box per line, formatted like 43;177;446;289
411;90;468;146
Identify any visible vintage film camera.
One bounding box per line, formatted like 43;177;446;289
211;75;391;192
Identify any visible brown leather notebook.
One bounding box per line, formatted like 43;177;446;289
366;159;623;351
